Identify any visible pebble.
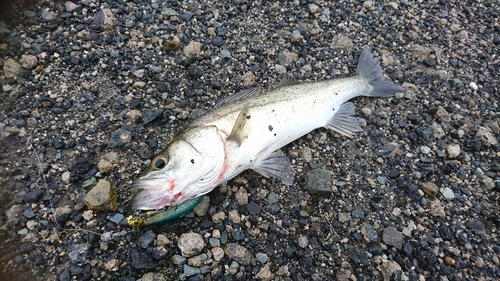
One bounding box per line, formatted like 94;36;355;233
178;232;205;258
469;82;478;91
428;198;446;218
466;220;484;233
67;243;89;264
298;236;308;248
235;187;249;206
109;128;132;150
224;243;251;265
23;207;36;219
382;227;403;249
420;182;438;197
305;169;332;197
441;187;455;200
183;264;201;277
139;231;156;249
83;179;118;211
3;58;22;78
211;247;224;261
137;272;166;281
446;144;461;158
193;195;210;216
129;248;157;270
246;201;262;215
212;211;226;224
475;126;498;146
255;264;274;281
363;223;379;242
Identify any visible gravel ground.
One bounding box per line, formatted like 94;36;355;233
0;0;499;280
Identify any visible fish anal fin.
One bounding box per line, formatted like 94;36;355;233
227;105;252;146
252;150;294;185
325;102;363;138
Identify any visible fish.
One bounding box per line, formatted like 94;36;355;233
131;47;405;211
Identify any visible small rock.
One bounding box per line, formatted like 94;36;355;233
255;264;274;281
211;247;224;261
382;227;403;249
139;231;156;249
446;144;461;158
68;243;89;264
110;128;132;150
183;264;201;277
97;159;113;173
363;223;379;242
41;8;57;21
338;212;351;223
129;248;157;270
305;169;332;197
142;109;163;124
428;198;446;218
475;126;498;147
298;236;308;248
104;258;119;272
380;260;402;281
95;8;118;30
193;195;210;216
299;147;312;162
23;207;36;219
441;187;455;200
3;58;23;78
65;2;80;12
62;171;71;183
23;189;43;202
246;201;262;215
466;220;484;233
224;243;251;265
212;211;226;224
240;72;255;87
19;54;38;69
469;82;478;91
83;179;118;211
235;187;248;206
178;232;205;257
420;181;438;197
171;255;187;265
183;41;202;57
82;210;93;221
331;34;354;52
126;109;143;122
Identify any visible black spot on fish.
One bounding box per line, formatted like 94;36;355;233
246;114;251;119
191;159;195;164
268;125;273;132
332;108;335;111
274;133;277;136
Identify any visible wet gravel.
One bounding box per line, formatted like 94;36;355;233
0;0;499;280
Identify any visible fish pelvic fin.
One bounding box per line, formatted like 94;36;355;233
252;150;294;185
227;105;252;146
356;47;406;97
325;102;363;138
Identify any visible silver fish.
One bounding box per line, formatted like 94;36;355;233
131;48;405;210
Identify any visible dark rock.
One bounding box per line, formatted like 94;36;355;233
466;220;484;233
305;169;332;197
129;248;157;270
53;136;64;149
139;231;156;249
110;128;132;150
67;244;88;264
142;109;163;124
423;58;436;67
23;190;43;202
415;127;434;142
23;207;36;219
246;201;262;215
187;65;202;78
382;227;403;249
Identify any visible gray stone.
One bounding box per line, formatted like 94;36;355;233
466;220;484;233
446;144;461;158
183;264;201;277
382;227;403;249
224;243;251;265
363;223;379;242
110;128;132;150
476;126;498;147
68;243;89;264
193;195;210;216
441;187;455;200
305;169;332;197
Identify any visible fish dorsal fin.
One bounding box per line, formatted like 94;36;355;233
227;105;252;146
277;74;298;88
324;102;363;138
214;87;262;108
252;150;294;185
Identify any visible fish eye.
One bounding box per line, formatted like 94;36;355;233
151;155;168;170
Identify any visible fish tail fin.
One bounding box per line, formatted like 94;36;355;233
356;47;406;97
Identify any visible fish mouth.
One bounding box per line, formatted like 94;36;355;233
131;176;181;210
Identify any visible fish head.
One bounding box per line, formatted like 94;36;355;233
131;125;226;210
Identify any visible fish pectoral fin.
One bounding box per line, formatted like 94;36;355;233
214;87;262;107
227;105;252;146
277;73;299;88
325;102;364;138
252;150;294;185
